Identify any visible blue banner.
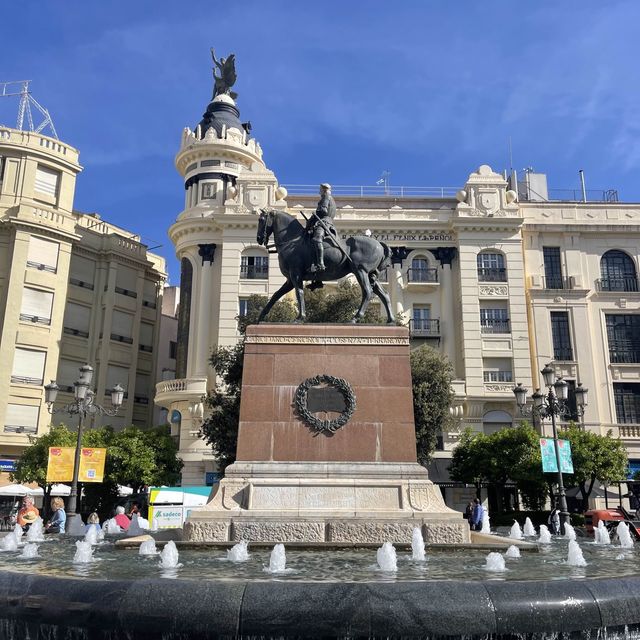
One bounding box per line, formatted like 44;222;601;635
540;439;573;474
0;459;16;472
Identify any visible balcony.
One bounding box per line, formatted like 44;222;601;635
543;276;574;290
240;264;268;280
608;344;640;364
477;268;507;282
480;319;511;334
155;377;208;408
407;268;438;283
553;347;574;362
619;425;640;438
409;318;440;338
596;277;640;292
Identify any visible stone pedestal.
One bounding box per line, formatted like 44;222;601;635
185;324;468;544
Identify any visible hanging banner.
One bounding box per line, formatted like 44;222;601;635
78;448;107;483
540;439;574;474
46;447;75;482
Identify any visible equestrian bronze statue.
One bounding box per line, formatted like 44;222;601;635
256;185;395;324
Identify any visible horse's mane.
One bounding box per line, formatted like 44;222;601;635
274;210;305;239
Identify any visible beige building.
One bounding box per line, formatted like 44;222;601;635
0;125;167;469
156;83;640;495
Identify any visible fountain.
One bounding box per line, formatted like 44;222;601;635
139;538;158;556
376;542;398;572
509;521;523;540
103;518;123;534
567;540;587;567
127;514;145;537
594;520;611;545
264;543;287;573
73;540;95;564
26;517;45;542
484;552;506;572
616;521;634;548
19;543;39;559
11;524;23;545
67;516;86;537
158;541;181;569
227;540;250;562
538;524;552;544
84;526;99;546
505;545;521;558
411;527;426;561
480;511;491;534
523;517;536;537
0;534;18;552
563;522;577;541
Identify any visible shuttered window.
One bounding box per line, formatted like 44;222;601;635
20;288;53;325
11;349;46;385
63;303;91;338
57;359;82;392
106;365;129;399
142;280;157;308
34;165;59;198
69;255;95;290
134;373;150;404
139;323;154;352
111;311;133;343
4;404;40;434
27;237;59;273
115;266;138;298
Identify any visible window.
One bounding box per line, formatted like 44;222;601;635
408;257;437;283
169;341;177;360
599;250;638;292
69;254;95;290
142;280;157;309
238;299;249;318
563;380;579;422
614;383;640;424
606;315;640;363
240;255;268;279
11;349;46;385
480;308;510;333
483;358;513;382
115;265;138;298
4;404;39;434
483;410;513;435
110;310;133;344
0;156;5;184
551;312;573;361
543;247;565;289
57;359;83;393
411;306;438;336
477;253;507;282
106;365;129;399
34;165;59;199
134;373;150;405
139;323;154;353
63;303;91;338
20;287;53;325
27;236;59;273
201;182;217;200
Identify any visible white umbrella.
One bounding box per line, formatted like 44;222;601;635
0;484;33;496
118;485;134;496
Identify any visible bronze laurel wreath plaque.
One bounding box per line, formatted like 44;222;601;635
294;375;356;433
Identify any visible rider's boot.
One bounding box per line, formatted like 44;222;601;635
311;240;325;272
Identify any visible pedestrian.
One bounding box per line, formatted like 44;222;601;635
464;501;474;528
45;497;66;534
471;498;485;531
16;495;39;532
548;504;561;535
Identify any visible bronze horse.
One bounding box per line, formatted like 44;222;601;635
256;209;394;323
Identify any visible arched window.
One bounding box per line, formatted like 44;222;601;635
482;410;512;435
408;256;437;282
477;252;507;282
241;248;269;280
599;250;638;292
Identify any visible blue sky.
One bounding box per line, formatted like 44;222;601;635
2;1;638;282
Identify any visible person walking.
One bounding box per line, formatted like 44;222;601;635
464;501;474;529
471;498;485;531
548;504;561;535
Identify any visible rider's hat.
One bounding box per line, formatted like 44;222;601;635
320;183;331;191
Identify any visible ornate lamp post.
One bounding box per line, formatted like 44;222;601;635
44;364;125;524
513;365;588;534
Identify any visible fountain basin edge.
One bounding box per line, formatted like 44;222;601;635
1;571;640;638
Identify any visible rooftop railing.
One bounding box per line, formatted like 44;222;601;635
282;184;459;198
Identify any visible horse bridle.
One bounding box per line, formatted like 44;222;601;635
258;209;278;253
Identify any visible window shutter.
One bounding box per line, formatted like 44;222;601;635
143;279;157;301
63;303;91;336
69;255;95;288
4;404;40;433
34;166;59;197
57;359;83;391
27;237;59;272
116;266;138;292
106;365;129;394
20;288;53;322
140;323;154;347
135;373;150;396
11;349;46;384
111;311;133;339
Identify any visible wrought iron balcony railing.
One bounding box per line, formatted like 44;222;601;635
407;268;438;283
409;319;440;337
477;268;507;282
597;277;640;292
240;264;269;279
480;319;511;334
543;276;574;290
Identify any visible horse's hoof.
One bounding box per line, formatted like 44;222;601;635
294;317;305;324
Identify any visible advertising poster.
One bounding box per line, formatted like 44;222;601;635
540;439;574;474
78;448;107;483
46;447;75;482
557;439;574;474
149;505;184;529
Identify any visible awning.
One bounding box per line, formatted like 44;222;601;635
0;484;34;496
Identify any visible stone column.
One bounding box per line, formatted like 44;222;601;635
433;248;458;375
191;244;217;378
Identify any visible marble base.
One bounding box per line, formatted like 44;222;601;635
184;462;469;544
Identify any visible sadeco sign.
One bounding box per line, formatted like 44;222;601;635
540;438;574;474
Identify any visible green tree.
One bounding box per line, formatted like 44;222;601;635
562;424;627;511
410;345;454;464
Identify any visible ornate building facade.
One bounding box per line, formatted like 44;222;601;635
156;79;640;496
0;126;167;471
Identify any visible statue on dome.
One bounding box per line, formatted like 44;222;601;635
211;48;238;101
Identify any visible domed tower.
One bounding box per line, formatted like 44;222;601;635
156;51;288;483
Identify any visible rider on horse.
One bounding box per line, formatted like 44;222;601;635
306;183;337;272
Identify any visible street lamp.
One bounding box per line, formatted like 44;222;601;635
513;365;588;534
44;364;125;526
